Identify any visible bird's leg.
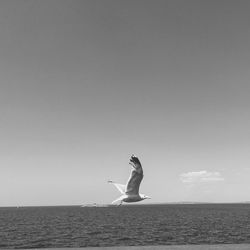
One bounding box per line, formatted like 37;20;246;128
118;201;123;206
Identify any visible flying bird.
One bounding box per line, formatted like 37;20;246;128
108;155;150;205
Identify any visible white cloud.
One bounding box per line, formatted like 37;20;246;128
180;170;224;183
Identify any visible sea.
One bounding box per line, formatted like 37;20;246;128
1;204;250;248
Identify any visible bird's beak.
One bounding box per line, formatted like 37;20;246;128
146;196;151;199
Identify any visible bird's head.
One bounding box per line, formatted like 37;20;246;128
140;194;151;200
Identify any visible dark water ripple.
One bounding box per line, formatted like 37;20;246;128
1;204;250;248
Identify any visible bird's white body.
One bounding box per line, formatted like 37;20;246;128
108;155;150;205
122;194;144;202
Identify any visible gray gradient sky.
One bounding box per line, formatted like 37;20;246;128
1;0;250;206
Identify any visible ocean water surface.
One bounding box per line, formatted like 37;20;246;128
1;204;250;248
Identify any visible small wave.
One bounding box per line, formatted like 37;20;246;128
87;231;102;235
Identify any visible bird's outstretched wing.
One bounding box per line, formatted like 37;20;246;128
125;155;143;195
108;181;126;194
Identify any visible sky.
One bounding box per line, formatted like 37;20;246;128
0;0;250;206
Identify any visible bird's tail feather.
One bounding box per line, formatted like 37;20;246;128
111;195;124;204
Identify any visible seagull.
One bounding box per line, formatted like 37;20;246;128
108;154;151;206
